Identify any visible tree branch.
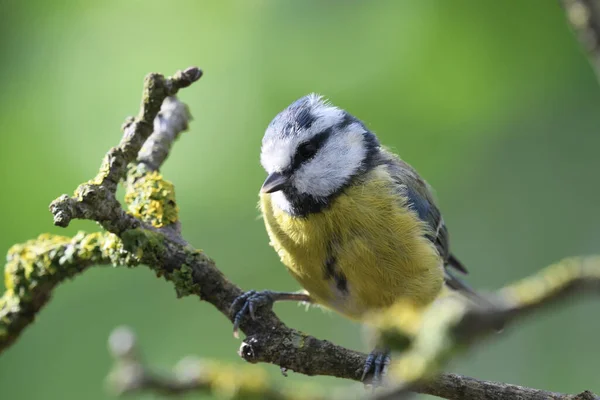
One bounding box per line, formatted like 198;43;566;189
0;232;137;353
48;67;201;234
0;64;597;400
413;374;597;400
137;96;191;171
106;326;329;400
370;257;600;399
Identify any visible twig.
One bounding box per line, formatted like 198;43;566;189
107;327;204;396
48;67;201;234
1;71;201;355
412;374;598;400
370;257;600;399
124;96;192;240
137;96;191;171
106;326;329;400
0;232;136;353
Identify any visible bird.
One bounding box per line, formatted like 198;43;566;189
230;94;485;384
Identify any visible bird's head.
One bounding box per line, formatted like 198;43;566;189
260;94;379;214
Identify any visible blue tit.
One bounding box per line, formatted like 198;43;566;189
231;94;483;382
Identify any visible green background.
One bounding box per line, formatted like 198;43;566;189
1;1;599;399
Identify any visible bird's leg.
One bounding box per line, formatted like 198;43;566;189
362;347;391;388
230;290;312;338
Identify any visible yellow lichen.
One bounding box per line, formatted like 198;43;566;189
3;232;138;296
1;231;143;343
500;256;600;308
4;234;72;293
125;170;179;228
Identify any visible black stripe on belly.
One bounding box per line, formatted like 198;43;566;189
324;252;348;294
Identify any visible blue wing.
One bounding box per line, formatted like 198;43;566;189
373;149;472;283
379;158;501;309
402;173;468;274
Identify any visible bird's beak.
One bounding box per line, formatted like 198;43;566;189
261;172;289;193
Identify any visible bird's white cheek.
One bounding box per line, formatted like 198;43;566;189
271;191;293;214
293;165;338;197
293;135;367;197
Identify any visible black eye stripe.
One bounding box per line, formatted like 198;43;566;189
290;129;331;170
287;111;359;173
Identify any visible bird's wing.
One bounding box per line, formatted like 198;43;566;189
376;149;488;302
375;150;460;268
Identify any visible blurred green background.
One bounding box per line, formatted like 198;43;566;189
1;0;600;399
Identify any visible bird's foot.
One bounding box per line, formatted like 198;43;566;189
230;290;312;338
230;290;277;338
361;348;391;388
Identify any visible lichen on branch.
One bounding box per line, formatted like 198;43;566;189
123;95;192;232
125;167;179;228
1;67;203;356
368;257;600;398
0;231;135;353
49;67;202;234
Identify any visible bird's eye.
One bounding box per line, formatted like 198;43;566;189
297;142;318;162
291;132;329;169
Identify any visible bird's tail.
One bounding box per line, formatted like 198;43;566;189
444;269;505;332
447;253;468;274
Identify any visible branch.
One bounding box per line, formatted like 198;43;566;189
1;68;201;354
106;326;329;400
369;257;600;399
137;96;191;171
412;374;598;400
0;232;137;353
0;66;597;400
123;97;192;241
48;67;201;234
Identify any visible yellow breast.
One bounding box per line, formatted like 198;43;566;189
260;166;444;320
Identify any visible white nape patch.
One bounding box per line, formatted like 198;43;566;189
260;94;345;174
292;122;367;197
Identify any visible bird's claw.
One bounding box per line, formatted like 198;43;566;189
230;290;275;338
361;349;391;388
